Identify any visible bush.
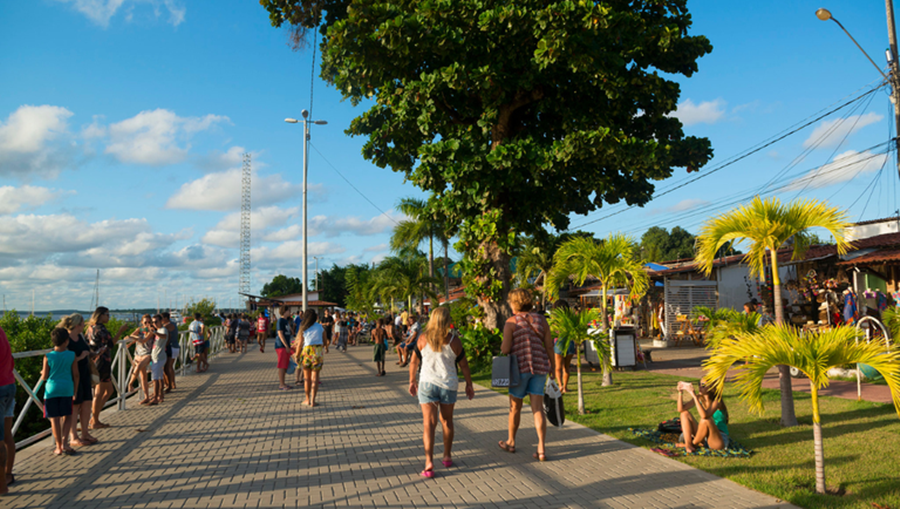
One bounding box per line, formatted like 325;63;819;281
458;324;501;374
1;311;56;440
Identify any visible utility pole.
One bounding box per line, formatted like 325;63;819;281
886;0;900;177
313;256;321;293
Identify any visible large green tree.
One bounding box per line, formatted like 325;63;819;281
318;264;349;307
263;0;713;328
260;275;304;298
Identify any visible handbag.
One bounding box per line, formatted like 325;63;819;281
89;358;101;388
286;357;297;375
491;354;520;388
544;378;565;427
657;417;682;433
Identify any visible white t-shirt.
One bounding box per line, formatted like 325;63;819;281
190;320;204;345
394;315;402;327
152;327;168;362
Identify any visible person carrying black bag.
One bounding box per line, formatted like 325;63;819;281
497;289;555;462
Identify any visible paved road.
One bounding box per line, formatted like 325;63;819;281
5;345;796;508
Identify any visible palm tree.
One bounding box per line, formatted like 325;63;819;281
703;325;900;494
695;196;851;427
549;307;608;415
545;233;649;386
390;197;453;300
515;235;558;308
693;306;761;350
375;251;440;313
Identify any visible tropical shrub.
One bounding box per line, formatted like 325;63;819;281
458;324;501;374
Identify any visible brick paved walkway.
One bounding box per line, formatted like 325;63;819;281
4;346;796;508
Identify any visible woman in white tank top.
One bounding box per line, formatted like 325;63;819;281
408;307;475;479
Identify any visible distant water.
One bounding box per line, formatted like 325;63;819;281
8;311;143;322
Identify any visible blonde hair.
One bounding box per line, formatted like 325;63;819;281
57;313;85;331
425;307;452;352
508;288;533;313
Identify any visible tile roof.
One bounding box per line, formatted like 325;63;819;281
836;247;900;266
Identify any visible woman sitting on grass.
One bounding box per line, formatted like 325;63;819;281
675;380;729;453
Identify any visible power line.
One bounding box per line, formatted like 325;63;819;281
567;79;889;231
308;141;400;226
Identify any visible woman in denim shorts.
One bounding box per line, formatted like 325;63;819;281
408;307;474;478
498;288;555;462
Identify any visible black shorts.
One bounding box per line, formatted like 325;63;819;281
225;333;235;344
73;365;92;405
195;344;207;356
45;396;73;418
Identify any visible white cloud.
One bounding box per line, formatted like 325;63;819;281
202;206;300;247
252;241;346;270
803;113;883;149
784;150;889;191
309;213;401;237
195;146;256;172
53;0;186;28
364;243;389;253
0;105;75;179
166;168;305;211
0;186;68;214
668;199;709;212
0;214;149;255
671;99;726;126
105;109;229;166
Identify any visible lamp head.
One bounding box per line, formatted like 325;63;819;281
314;120;328;125
816;8;832;21
301;109;309;119
284;118;299;123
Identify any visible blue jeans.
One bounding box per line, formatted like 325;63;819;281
509;372;547;400
417;382;458;405
0;383;15;441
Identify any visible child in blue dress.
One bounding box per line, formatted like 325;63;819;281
41;328;79;456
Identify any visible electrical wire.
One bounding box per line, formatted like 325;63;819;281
308;141;400;226
566;81;888;231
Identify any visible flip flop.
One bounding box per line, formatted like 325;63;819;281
63;448;78;456
420;469;435;478
533;452;547;462
441;459;453;468
498;441;516;453
279;386;292;391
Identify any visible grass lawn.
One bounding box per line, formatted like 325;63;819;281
472;368;900;509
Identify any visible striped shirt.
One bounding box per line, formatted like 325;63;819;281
511;313;551;375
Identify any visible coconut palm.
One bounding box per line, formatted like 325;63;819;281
515;235;558;308
375;251;440;313
390;197;453;300
695;196;851;427
693;306;761;350
703;324;900;494
549;307;607;415
546;233;649;386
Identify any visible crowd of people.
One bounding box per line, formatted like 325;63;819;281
0;293;729;493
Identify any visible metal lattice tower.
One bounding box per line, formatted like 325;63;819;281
239;153;252;297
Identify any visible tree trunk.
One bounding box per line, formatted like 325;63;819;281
443;241;450;301
428;235;435;295
600;284;613;387
811;383;826;494
576;347;585;415
477;242;512;331
771;250;798;427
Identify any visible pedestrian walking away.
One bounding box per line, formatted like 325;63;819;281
498;288;555;462
408;307;475;478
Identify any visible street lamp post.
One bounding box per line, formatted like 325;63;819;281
313;256;321;292
285;111;328;312
817;6;900;177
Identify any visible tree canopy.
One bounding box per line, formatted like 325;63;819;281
260;275;304;298
263;0;714;327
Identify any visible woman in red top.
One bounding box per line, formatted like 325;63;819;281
497;288;555;462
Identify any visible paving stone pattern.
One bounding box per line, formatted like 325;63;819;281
5;346;797;508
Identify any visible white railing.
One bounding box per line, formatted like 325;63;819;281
10;325;225;449
855;316;892;400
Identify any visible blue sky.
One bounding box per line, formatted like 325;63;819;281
0;0;897;311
